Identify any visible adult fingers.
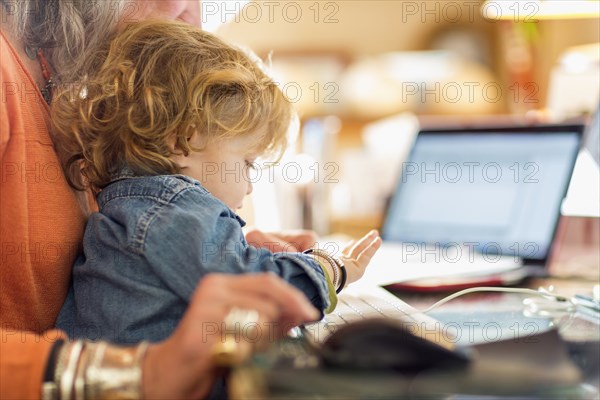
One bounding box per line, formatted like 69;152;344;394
245;229;284;251
177;273;320;367
276;230;319;251
245;229;300;252
195;273;319;323
146;274;317;400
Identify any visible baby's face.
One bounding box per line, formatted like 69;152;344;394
177;135;259;210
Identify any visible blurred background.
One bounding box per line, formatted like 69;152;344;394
203;0;599;275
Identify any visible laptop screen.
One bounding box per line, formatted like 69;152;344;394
584;106;599;166
382;125;583;264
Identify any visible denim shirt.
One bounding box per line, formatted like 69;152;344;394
56;172;330;344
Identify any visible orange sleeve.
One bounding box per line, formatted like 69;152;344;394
0;329;66;400
0;83;9;161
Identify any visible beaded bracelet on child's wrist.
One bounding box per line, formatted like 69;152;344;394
304;248;347;294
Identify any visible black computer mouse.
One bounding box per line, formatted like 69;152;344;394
319;318;471;373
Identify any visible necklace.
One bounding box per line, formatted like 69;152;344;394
24;45;55;104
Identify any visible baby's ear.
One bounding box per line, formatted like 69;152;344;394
166;134;182;155
169;125;202;168
167;135;186;168
169;125;199;153
185;124;201;145
185;124;210;151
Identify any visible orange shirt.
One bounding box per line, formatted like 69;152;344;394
1;29;85;398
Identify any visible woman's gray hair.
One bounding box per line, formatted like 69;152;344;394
1;0;124;83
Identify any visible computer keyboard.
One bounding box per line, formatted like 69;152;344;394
303;287;433;344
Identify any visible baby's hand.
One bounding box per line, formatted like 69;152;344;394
339;230;382;285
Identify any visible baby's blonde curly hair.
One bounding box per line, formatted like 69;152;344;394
52;19;293;191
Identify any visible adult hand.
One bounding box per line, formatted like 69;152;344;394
142;273;319;399
339;230;382;285
245;228;319;252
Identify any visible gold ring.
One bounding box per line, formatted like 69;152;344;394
212;308;260;366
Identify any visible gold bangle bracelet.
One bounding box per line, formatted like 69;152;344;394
85;341;150;400
60;340;85;400
42;341;73;400
44;340;150;400
74;342;91;400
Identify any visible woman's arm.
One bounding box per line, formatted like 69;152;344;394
142;273;319;398
0;329;64;399
0;274;318;400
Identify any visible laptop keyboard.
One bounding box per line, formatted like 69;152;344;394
304;292;423;344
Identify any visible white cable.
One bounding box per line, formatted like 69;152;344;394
420;286;571;314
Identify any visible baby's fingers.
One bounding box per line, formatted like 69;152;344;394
356;235;382;267
347;230;379;259
341;240;357;256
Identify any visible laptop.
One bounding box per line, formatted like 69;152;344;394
357;123;585;289
302;123;583;345
583;106;599;166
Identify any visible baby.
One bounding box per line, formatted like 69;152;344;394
54;20;381;344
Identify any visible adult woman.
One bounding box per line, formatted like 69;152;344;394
0;1;319;398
